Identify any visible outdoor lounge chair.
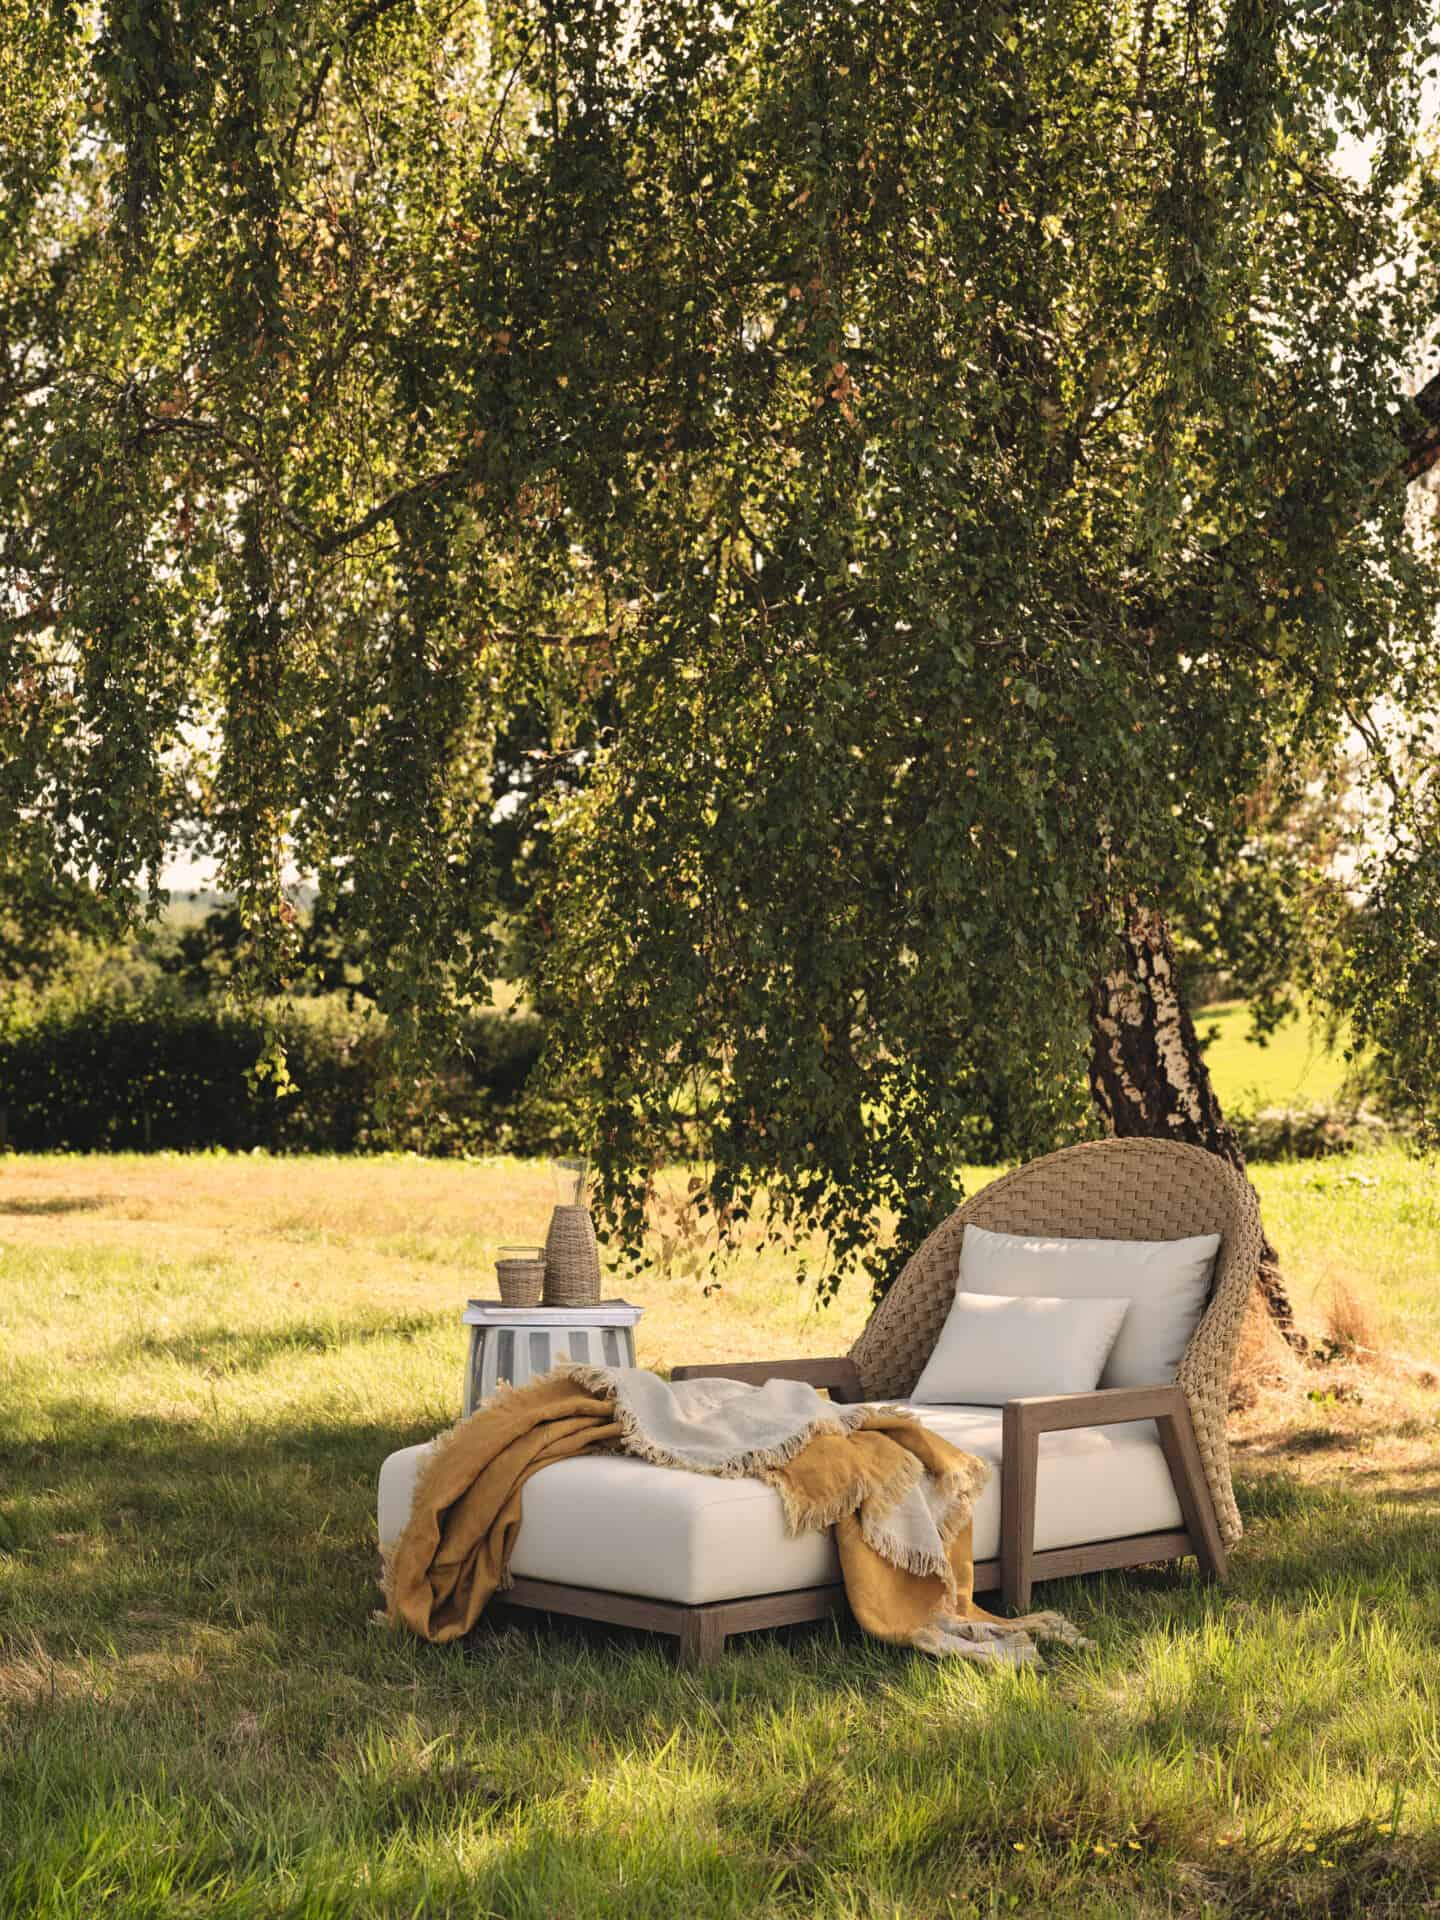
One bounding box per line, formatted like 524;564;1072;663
378;1138;1261;1666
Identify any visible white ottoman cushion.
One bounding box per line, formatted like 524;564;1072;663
377;1402;1183;1606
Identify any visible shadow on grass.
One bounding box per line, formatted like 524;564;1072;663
0;1195;109;1216
0;1397;444;1651
1271;1426;1352;1455
1;1397;443;1513
5;1410;1440;1920
102;1309;447;1374
4;1403;1439;1704
1329;1454;1440;1506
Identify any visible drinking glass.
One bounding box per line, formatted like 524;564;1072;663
551;1156;589;1208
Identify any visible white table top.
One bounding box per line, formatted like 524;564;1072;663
462;1298;644;1328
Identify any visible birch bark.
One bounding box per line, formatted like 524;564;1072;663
1087;904;1301;1346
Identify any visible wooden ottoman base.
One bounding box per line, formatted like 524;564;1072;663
491;1527;1201;1668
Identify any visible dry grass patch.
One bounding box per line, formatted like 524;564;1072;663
1323;1274;1382;1361
1232;1269;1440;1501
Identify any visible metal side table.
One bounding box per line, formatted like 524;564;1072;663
461;1299;644;1415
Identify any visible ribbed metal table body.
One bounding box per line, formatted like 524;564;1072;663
462;1305;642;1416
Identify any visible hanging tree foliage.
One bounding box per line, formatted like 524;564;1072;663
3;1;1439;1294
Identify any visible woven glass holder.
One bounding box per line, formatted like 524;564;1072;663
495;1257;546;1308
543;1205;602;1306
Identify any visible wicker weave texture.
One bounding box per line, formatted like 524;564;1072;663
496;1258;546;1308
543;1205;602;1307
847;1138;1262;1547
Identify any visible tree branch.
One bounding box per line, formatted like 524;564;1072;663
282;0;417;170
134;404;468;554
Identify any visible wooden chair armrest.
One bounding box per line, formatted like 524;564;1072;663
1003;1384;1186;1436
1000;1383;1226;1612
669;1357;865;1403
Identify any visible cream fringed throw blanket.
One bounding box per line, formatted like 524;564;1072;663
384;1366;1089;1665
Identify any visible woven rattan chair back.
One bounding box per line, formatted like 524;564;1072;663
847;1137;1262;1545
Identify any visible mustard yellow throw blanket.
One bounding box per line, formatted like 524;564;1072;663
385;1366;1088;1665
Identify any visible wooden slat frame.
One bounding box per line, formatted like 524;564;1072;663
495;1527;1205;1668
1000;1383;1227;1610
670;1356;864;1402
495;1576;848;1668
479;1367;1227;1667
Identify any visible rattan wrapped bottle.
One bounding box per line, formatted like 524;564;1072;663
543;1156;602;1306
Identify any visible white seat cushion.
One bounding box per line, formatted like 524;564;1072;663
377;1403;1184;1606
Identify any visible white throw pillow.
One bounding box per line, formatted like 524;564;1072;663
957;1224;1220;1388
911;1290;1131;1406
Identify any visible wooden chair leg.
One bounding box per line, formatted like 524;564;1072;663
1155;1402;1229;1584
1000;1403;1039;1612
677;1609;727;1669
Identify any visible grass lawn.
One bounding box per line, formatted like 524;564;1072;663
4;1149;1440;1918
1197;1000;1353;1111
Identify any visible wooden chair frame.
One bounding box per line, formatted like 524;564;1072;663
489;1355;1226;1666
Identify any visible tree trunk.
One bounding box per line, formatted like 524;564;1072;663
1087;902;1303;1348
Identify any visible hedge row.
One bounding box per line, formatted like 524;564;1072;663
0;994;1398;1165
0;998;569;1156
1231;1102;1399;1161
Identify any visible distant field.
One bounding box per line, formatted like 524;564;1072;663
1;1142;1431;1371
1198;999;1353;1110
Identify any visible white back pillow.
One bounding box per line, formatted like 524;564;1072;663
957;1224;1220;1388
911;1290;1130;1406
